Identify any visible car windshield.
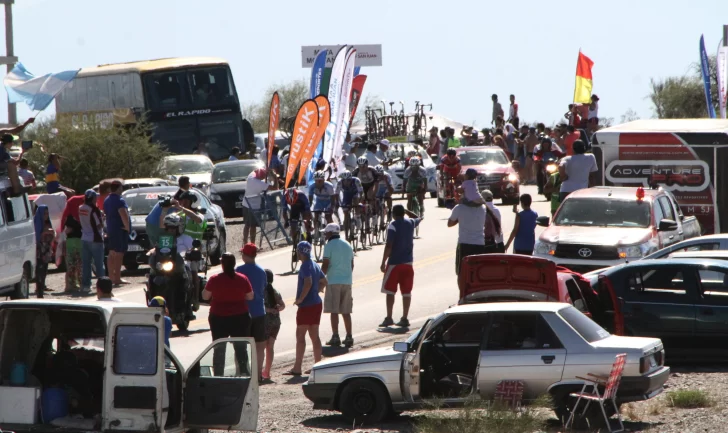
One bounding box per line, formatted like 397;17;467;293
554;198;651;228
458;150;508;165
558;306;610;343
123;190;203;215
213;163;262;183
164;158;213;175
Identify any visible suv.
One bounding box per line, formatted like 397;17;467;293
0;176;35;299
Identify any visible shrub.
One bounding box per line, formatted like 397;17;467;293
22;117;167;193
666;390;713;409
415;398;544;433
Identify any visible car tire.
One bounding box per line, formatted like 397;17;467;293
551;387;617;429
339;379;391;425
209;231;226;266
429;191;436;198
11;265;30;300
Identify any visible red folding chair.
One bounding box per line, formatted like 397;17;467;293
565;353;626;432
494;380;525;409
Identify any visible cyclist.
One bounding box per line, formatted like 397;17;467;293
404;157;427;217
334;170;363;238
374;165;394;221
400;149;418;199
352;156;378;203
308;170;335;225
439;148;462;199
284;188;312;241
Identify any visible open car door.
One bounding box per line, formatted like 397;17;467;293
402;319;434;403
103;307;165;432
184;337;259;432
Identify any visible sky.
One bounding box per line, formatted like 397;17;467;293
2;0;728;129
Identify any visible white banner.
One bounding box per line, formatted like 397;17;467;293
332;48;357;173
718;45;728;119
301;44;382;68
321;46;348;167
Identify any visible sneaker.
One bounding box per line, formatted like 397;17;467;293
343;335;354;348
326;335;341;347
379;317;394;327
395;317;410;327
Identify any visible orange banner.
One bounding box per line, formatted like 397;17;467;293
298;95;330;184
267;92;280;168
284;99;319;188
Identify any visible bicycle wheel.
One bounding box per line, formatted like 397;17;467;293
290;229;299;273
368;211;377;246
414;198;421;238
419;114;428;137
313;216;324;261
350;213;359;251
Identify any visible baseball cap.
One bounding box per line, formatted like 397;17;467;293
481;189;494;201
379;139;390;147
241;242;258;257
84;189;98;201
297;241;312;256
254;168;268;179
1;134;18;144
149;296;166;307
323;223;340;234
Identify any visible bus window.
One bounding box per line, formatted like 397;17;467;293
143;71;192;111
189;67;236;107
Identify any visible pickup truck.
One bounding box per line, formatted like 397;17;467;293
534;186;701;273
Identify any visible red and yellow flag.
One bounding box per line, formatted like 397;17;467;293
573;51;594;104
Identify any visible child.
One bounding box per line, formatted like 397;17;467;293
505;194;538;255
262;269;285;381
149;296;173;348
34;205;55;298
459;168;486;207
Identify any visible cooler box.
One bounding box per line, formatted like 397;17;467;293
0;385;41;423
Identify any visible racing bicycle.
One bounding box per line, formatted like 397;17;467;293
407;193;422;239
340;205;360;251
311;211;328;261
289;219;303;272
373;194;390;244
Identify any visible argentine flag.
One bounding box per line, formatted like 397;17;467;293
3;63;79;112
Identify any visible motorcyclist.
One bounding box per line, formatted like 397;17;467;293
533;137;565;194
149;213;194;320
404;157;427;216
308;170;335;225
283;187;313;241
374;165;394;221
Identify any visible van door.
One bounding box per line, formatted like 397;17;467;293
103;307;165;432
183;337;259;432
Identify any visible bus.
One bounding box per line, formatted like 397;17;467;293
55;57;247;161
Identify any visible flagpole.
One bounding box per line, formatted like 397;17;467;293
573;49;581;104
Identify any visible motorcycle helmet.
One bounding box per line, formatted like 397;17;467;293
410;157;421;167
357;156;368;167
163;213;182;233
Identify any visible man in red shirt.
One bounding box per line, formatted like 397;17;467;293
563;125;581;156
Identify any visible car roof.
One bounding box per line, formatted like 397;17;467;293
1;299;146;315
124;178;168;183
455;146;505;152
604;258;728;273
669;251;728;258
445;301;570;314
122;186;206;197
214;160;264;168
164;155;212;162
568;186;662;200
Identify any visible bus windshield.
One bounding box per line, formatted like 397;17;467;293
143;66;238;112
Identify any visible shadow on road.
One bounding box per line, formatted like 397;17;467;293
322;346;350;358
377;327;409;335
284;376;309;385
300;413;414;432
172;328;210;337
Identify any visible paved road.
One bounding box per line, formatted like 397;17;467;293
110;186;552;367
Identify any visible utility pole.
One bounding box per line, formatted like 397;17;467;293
724;25;728;47
2;0;16;125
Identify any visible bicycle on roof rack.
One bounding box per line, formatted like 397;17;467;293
412;101;433;138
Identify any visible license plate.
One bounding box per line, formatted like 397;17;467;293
127;244;144;252
235;202;244;208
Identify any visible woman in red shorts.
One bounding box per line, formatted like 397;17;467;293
284;241;328;376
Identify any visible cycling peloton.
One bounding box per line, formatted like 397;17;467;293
374;164;394;222
283;187;313;241
439;148;462;199
352;157;378;211
333;170;364;239
403;156;427;217
308;170;335;225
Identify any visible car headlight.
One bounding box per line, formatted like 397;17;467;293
158;261;174;272
618;241;651;259
546;164;558;173
535;241;556;255
507;173;518;182
209;193;221;200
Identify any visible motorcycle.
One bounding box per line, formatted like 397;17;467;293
145;239;195;331
536;156;559;200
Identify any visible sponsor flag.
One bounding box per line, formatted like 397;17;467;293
333;48;357;170
349;75;367;125
267;92;280;168
3;63;80;112
284;99;319;188
717;45;728;119
354;66;361;77
321;45;348;168
298;96;330;184
573;51;594;104
700;35;717;118
321;68;332;97
310;50;327;99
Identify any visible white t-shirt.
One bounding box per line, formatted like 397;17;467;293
177;234;194;255
365;151;382;167
588;102;599;119
243;174;269;209
449;204;486;246
560;154;598;193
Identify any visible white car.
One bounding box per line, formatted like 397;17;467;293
161;154;214;196
385;144;437;196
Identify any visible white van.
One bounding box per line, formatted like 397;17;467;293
0;176;35;299
0;300;259;432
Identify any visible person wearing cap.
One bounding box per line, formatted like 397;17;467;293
149;296;173;348
79;189;105;293
321;223;355;348
104;179;131;286
236;242;268;380
375;139;391;166
242;167;277;247
481;190;505;253
96;276;121;301
448;189;486;275
285;241;328;376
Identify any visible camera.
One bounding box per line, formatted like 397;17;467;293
159;194;173;208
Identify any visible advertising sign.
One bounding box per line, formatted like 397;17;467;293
301;45;383;67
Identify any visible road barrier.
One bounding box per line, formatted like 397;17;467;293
243;190;290;249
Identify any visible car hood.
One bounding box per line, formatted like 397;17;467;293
541;226;652;247
592;335;663;355
314;346;404;369
169;173;211;185
210;181;247;194
130;215;148;230
463;163;512;175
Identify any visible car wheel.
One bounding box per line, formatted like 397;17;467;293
339;379;391;425
11;265;30;300
551;387;617;429
209;231;225;266
429;191;437;198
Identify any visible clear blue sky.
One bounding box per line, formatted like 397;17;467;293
4;0;728;128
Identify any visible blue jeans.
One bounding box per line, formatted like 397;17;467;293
82;241;105;289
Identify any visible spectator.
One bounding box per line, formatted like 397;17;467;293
18;158;36;189
321;223;355;348
242;168;277;246
34;204;55;298
285;241;327;376
236;243;268;380
104;179;131;286
524;127;540;184
504;124;518;158
379;205;421;328
481;190;504;253
202;253;254;376
46;153;75;196
508;94;519;129
376;139;391;165
149;296;173;348
492;128;508;157
193;141;209;157
427;127;441;158
79;189;105;294
365;143;381;167
505;194;538;255
446;127;459;149
438;129;448;159
96;277;120;301
173;176;190;200
481;128;492;145
568;105;582;128
460;168;486;206
491;94;504;125
62;195;84;292
97;179;112;209
269;145;283;176
0;134;22;194
447;196;486;274
563;125;581;156
536;122;546;136
558;139;597;202
229;147;241;161
588;95;600;132
262;269;284;381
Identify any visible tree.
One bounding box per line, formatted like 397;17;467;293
22;118;167;193
243;80;309;134
620;108;640;124
649;55;718;118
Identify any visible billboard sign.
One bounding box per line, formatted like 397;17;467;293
301;45;382;67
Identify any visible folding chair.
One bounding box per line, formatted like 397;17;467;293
494;380;525;409
565;353;626;432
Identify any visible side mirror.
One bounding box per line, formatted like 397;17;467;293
393;342;411;353
658;218;678;231
536;216;550;227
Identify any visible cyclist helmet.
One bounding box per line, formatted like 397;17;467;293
408;150;417;157
446;148;457;156
285;188;299;205
163;213;182;229
339;170;352;180
374;165;385;174
357;156;368;166
410;157;421;167
314;170;326;180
